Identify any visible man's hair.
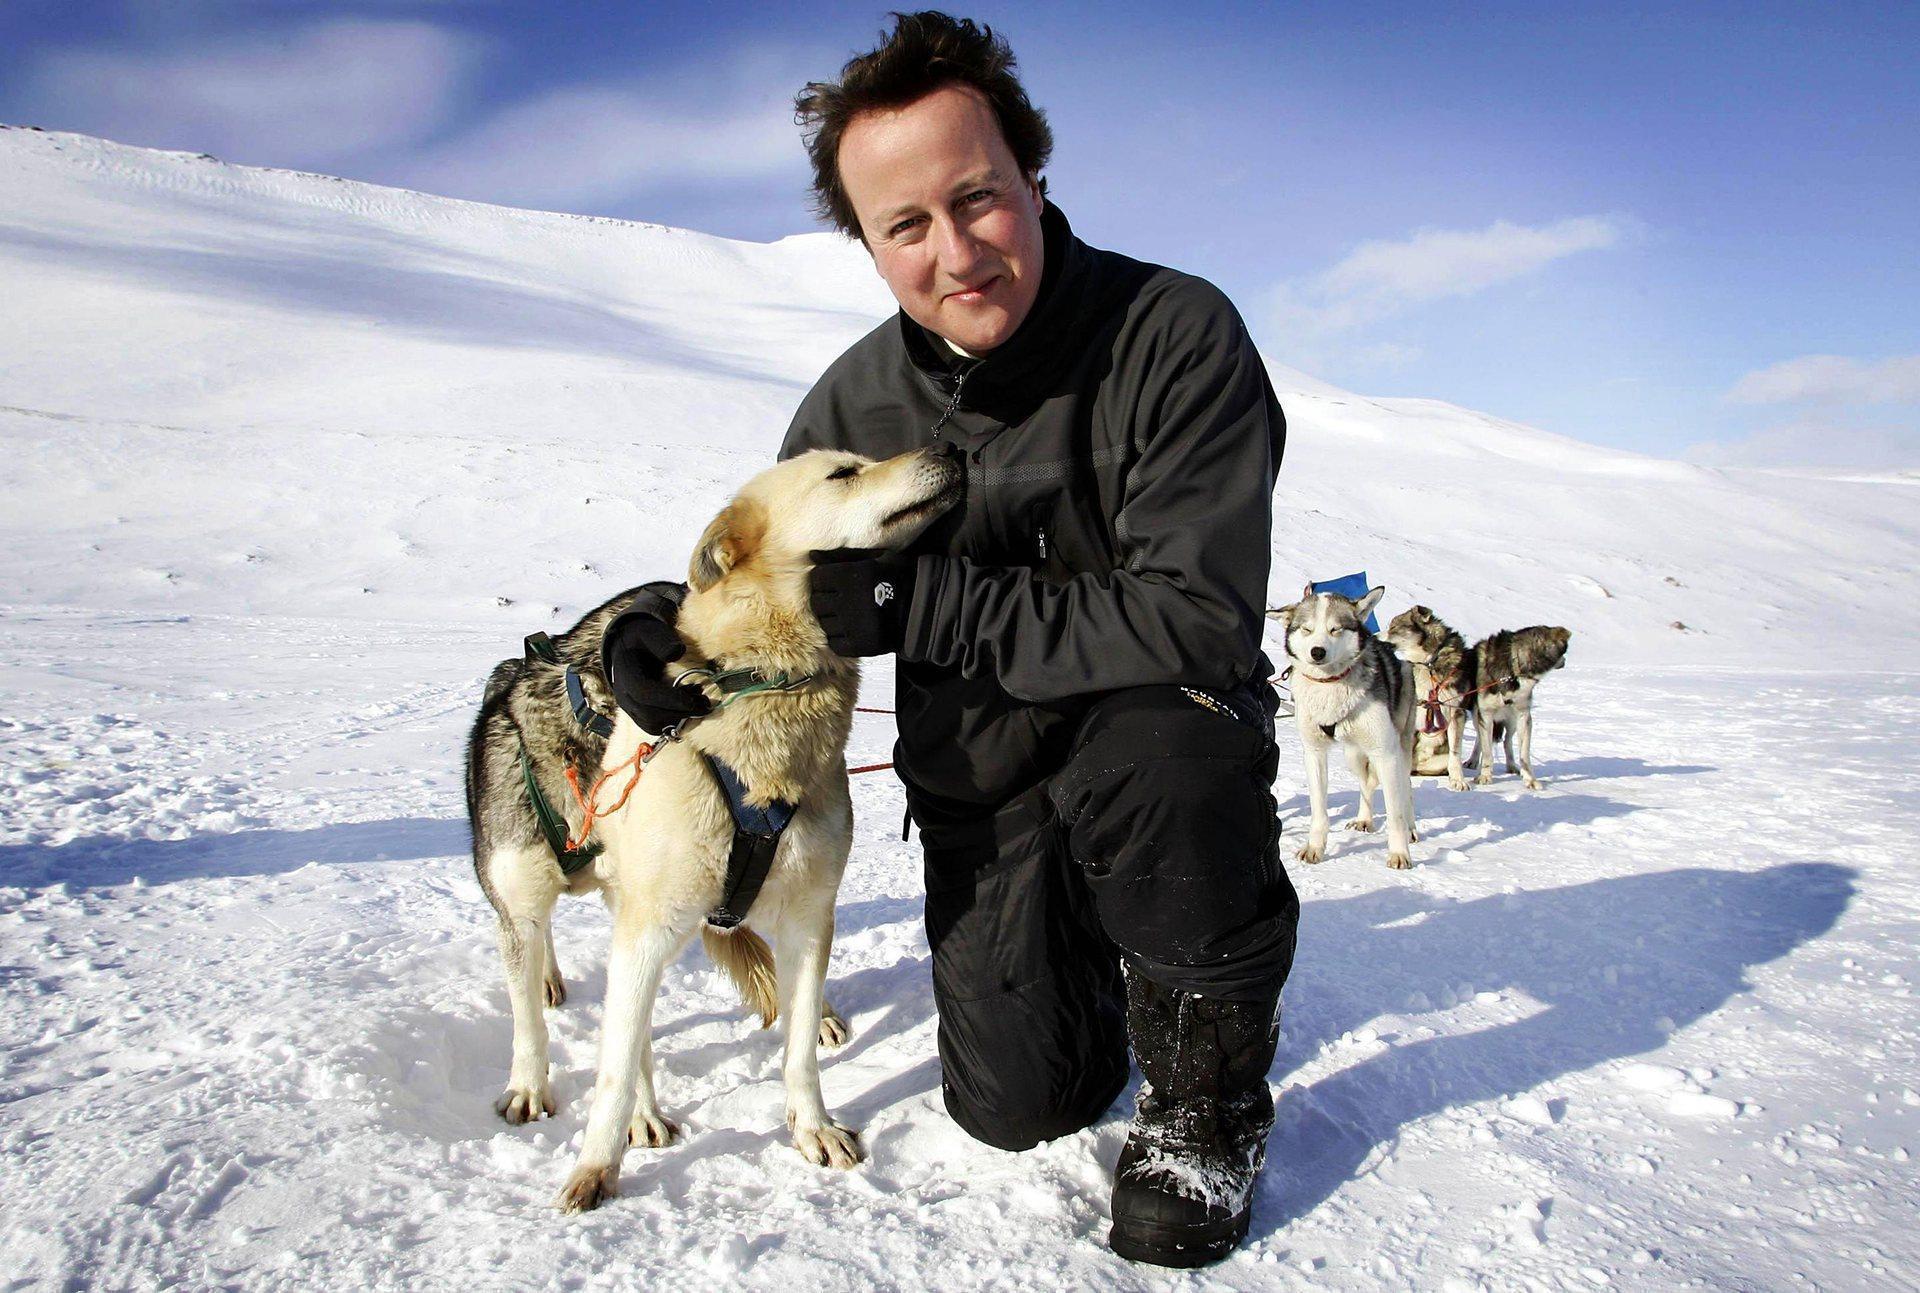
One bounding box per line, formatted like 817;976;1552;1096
794;10;1053;240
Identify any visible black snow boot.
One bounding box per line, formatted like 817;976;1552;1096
1108;970;1280;1268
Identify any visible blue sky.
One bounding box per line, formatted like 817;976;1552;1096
4;1;1916;468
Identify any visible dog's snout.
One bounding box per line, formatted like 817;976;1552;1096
1310;646;1327;662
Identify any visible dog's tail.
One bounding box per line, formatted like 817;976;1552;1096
701;925;778;1029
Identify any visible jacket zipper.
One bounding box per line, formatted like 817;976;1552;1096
927;363;974;440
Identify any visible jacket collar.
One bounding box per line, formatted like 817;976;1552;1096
899;201;1082;414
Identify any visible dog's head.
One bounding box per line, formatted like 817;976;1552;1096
679;447;962;667
1513;625;1572;676
1273;582;1384;675
1383;605;1448;662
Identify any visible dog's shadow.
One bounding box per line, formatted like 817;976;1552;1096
1249;861;1854;1236
0;817;469;890
1274;786;1643;854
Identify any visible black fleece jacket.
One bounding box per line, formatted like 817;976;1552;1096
780;203;1285;814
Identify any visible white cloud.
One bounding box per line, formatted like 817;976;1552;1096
22;19;482;166
1273;215;1628;337
1726;354;1920;406
402;84;800;211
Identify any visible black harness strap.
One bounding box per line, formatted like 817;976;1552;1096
702;755;798;930
520;743;602;875
518;631;608;875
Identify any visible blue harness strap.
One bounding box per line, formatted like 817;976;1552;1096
703;755;798;930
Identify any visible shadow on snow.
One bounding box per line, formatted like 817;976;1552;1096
1251;861;1854;1236
0;817;469;890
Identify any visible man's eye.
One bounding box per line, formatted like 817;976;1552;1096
827;465;859;481
888;216;923;237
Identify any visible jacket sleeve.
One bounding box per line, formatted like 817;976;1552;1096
903;287;1284;703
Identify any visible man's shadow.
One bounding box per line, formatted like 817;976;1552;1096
1252;861;1853;1235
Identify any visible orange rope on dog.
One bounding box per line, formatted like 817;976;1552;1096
849;761;894;775
564;743;652;852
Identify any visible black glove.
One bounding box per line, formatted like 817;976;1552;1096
808;549;917;658
600;581;711;733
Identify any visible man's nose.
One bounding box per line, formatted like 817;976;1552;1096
1310;646;1327;662
933;215;985;276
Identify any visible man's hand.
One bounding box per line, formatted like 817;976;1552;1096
600;582;712;733
808;549;917;658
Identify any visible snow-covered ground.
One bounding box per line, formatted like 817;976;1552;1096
2;127;1916;1290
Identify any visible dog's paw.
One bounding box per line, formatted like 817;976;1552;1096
1447;775;1470;792
792;1122;864;1170
1345;818;1377;833
1386;851;1413;870
1523;776;1542;791
544;972;567;1008
1295;842;1324;864
1474;770;1494;787
627;1110;679;1149
818;1006;851;1048
557;1163;619;1214
495;1080;555;1124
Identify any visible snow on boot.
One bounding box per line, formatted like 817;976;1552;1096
1108;970;1279;1268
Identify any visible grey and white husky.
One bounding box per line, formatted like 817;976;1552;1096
1383;605;1474;791
1461;625;1572;790
1271;585;1417;869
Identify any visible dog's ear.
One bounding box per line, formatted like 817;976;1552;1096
1266;601;1296;622
1301;582;1316;603
1354;585;1386;620
688;499;766;592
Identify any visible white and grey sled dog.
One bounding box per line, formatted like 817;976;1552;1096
464;446;960;1213
1271;585;1418;869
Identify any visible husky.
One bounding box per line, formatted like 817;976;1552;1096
1461;626;1572;790
464;446;960;1213
1383;605;1475;791
1271;585;1417;869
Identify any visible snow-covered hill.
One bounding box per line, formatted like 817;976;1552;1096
4;125;1913;662
2;127;1916;1291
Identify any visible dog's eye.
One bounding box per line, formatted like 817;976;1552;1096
826;465;859;481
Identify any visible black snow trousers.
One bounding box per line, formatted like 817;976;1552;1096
910;684;1300;1152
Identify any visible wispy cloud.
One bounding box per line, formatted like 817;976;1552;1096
1726;353;1920;406
1684;417;1918;471
403;83;799;211
21;19;484;167
1273;215;1628;339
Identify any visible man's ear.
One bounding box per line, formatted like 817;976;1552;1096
689;499;766;592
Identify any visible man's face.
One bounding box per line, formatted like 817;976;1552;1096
837;83;1045;355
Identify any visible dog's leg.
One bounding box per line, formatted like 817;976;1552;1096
1503;721;1519;775
775;899;863;1168
1381;742;1416;870
1297;733;1330;863
1343;743;1378;832
1445;704;1470;791
1473;708;1496;786
558;918;684;1213
543;922;566;1008
490;848;561;1124
1516;709;1541;790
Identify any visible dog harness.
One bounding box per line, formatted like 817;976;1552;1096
514;632;803;926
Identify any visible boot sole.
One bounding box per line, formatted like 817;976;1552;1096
1107;1210;1251;1269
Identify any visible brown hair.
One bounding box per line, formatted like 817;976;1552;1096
794;11;1053;240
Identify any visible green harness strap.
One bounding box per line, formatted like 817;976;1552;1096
519;741;601;875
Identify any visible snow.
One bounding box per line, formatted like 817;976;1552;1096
3;125;1918;1289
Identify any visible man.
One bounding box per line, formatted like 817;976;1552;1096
603;11;1298;1268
